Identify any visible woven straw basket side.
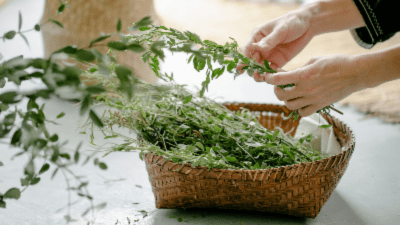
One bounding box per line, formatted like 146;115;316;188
144;103;355;218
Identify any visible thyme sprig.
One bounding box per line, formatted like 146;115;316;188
125;22;342;120
82;71;327;170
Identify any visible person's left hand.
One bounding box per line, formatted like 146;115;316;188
261;54;366;117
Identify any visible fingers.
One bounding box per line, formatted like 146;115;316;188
284;97;312;111
285;99;320;117
253;72;262;82
298;104;323;117
253;28;282;52
274;85;302;101
263;69;302;86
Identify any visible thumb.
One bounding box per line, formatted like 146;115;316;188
253;29;282;51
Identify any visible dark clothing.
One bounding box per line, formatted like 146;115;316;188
351;0;400;49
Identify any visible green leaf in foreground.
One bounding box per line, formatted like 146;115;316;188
4;31;16;39
56;112;65;119
117;18;122;32
39;163;50;174
107;41;127;51
99;162;107;170
130;16;152;30
4;188;21;200
76;49;96;62
30;177;41;185
319;124;332;129
89;110;104;128
183;95;192;104
18;11;23;31
57;4;65;13
51;19;64;28
90;35;111;47
19;33;30;47
225;157;238;163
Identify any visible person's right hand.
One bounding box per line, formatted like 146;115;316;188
238;9;315;81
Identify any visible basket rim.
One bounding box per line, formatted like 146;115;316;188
144;103;355;175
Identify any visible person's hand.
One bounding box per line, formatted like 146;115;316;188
262;55;367;117
238;9;315;81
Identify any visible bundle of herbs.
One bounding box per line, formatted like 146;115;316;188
82;70;327;170
76;21;336;170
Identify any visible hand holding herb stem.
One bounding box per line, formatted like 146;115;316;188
239;0;367;117
129;21;341;120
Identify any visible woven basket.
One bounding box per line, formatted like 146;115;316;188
144;103;355;218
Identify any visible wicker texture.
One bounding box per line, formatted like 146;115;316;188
144;103;355;218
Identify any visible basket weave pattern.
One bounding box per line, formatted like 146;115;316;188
144;103;355;218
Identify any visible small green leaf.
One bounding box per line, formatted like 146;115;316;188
20;178;29;186
183;95;192;104
51;167;59;180
10;129;22;146
57;4;65;13
139;26;151;31
107;41;127;51
39;163;50;174
18;11;23;31
74;151;80;163
227;62;236;72
195;142;204;150
130;16;152;30
128;43;145;52
80;95;91;116
54;45;77;54
319;124;332;129
95;202;107;210
4;31;16;39
0;201;6;208
104;135;118;139
51;19;64;28
225;157;238;163
60;153;70;159
34;24;41;31
89;35;111;47
117;18;122;32
19;33;30;47
81;207;91;217
49;134;59;142
99;162;107;170
4;188;21;200
30;177;40;185
86;85;106;94
0;79;6;88
89;110;104;128
76;49;96;62
56;112;65;119
293;112;299;121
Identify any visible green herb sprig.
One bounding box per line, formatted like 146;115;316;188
124;23;342;120
82;71;326;170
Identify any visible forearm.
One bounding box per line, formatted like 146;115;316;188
355;44;400;89
297;0;365;36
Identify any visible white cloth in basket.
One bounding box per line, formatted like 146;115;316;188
294;113;342;156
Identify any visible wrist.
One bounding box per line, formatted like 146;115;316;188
301;0;365;36
353;44;400;89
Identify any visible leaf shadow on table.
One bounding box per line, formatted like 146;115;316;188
147;191;368;225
